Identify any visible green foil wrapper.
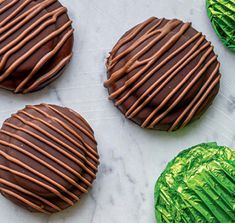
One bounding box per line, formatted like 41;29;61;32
154;142;235;223
206;0;235;52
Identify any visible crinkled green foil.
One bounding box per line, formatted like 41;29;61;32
206;0;235;52
154;142;235;223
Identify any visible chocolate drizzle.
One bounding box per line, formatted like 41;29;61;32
105;17;221;131
0;104;99;213
0;0;74;93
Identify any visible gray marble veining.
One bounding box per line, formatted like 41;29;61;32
0;0;234;222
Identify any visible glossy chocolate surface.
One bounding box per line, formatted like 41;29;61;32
105;17;221;131
0;104;99;213
0;0;74;93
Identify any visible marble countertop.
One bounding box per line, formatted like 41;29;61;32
0;0;234;222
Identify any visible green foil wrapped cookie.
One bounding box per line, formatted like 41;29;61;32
154;142;235;223
206;0;235;52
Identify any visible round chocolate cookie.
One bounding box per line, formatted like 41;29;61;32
104;17;221;131
206;0;235;52
0;0;74;93
155;143;235;223
0;104;99;213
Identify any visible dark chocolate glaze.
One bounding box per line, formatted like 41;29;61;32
0;104;99;213
104;17;221;131
0;0;74;93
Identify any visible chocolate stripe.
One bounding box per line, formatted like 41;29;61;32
0;165;75;209
23;53;73;93
16;29;73;92
116;33;203;106
147;51;217;128
45;104;97;144
126;35;206;118
0;0;57;34
18;109;97;171
109;22;191;100
0;130;88;193
180;75;221;129
3;121;95;182
0;21;72;78
0;125;92;187
105;17;221;131
27;105;99;163
0;0;32;27
170;63;220;130
12;114;96;178
0;7;67;53
0;178;61;212
105;19;182;87
108;18;163;69
0;149;75;205
0;187;50;214
0;0;74;93
0;0;19;14
0;104;99;213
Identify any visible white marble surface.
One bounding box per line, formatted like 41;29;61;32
0;0;234;222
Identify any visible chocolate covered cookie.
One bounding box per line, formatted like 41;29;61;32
104;17;221;131
0;104;99;213
0;0;74;93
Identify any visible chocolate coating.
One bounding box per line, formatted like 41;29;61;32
0;0;74;93
104;17;221;131
0;104;99;213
